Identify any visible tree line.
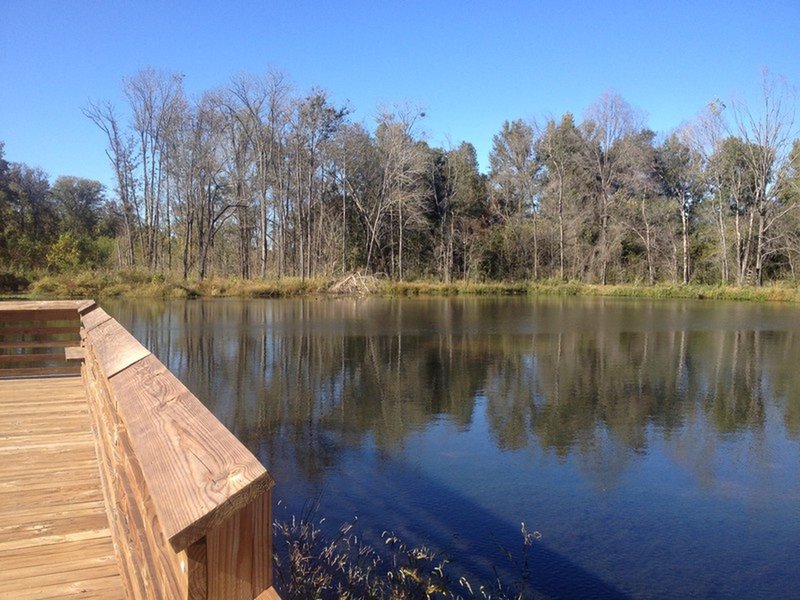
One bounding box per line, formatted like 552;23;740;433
0;141;118;274
2;67;798;285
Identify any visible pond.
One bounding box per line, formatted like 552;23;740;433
103;296;800;598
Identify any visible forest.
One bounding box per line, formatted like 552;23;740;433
1;68;798;288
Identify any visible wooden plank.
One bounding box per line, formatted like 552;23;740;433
0;411;85;424
76;299;98;314
0;300;88;312
109;354;273;551
0;569;124;600
0;366;82;378
0;401;85;412
0;376;124;600
256;587;282;600
0;552;118;586
81;307;113;332
0;325;80;335
187;539;208;600
0;488;103;510
0;340;76;349
83;339;186;600
83;355;148;600
78;307;278;598
206;493;271;600
0;309;79;322
89;317;150;377
0;537;116;571
0;353;66;363
65;346;85;361
0;512;113;544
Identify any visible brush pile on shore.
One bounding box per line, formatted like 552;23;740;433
328;273;380;295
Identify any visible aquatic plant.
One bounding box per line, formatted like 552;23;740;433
273;509;541;600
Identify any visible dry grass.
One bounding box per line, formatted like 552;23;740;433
16;270;800;304
273;509;539;600
25;271;328;299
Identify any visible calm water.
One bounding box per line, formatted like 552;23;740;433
103;297;800;599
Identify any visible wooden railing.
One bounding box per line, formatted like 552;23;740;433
0;300;278;599
0;300;88;378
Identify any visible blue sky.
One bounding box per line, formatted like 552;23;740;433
1;0;798;190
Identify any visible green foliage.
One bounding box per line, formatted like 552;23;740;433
3;74;800;286
43;232;113;272
0;143;114;275
46;232;81;271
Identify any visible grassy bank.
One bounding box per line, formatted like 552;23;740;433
18;271;328;299
384;280;800;303
5;270;800;304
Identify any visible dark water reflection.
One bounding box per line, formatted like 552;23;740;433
103;297;800;598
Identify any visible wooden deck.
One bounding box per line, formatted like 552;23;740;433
0;376;124;599
0;300;278;599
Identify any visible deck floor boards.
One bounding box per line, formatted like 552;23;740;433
0;377;124;599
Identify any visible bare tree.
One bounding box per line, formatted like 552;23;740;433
83;101;140;265
581;92;644;283
656;129;707;283
123;67;185;269
375;105;429;279
538;113;585;281
731;70;797;285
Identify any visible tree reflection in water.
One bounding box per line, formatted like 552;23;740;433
103;296;800;595
106;297;800;470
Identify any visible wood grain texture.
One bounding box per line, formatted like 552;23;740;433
0;340;76;349
84;337;187;600
0;308;80;322
0;325;80;335
0;301;82;379
0;300;90;312
88;317;150;378
206;493;272;600
0;366;82;378
77;303;279;599
108;354;274;551
80;306;113;332
0;352;66;363
0;377;124;599
255;587;282;600
187;539;208;600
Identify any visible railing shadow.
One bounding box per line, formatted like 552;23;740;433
267;447;630;600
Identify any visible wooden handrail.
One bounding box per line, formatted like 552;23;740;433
0;301;84;378
0;300;278;599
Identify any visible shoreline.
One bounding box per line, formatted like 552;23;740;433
4;271;800;304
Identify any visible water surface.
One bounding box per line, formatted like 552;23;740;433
104;296;800;598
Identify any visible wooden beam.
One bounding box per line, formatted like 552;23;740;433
0;354;66;364
77;303;279;599
0;367;81;378
0;326;80;336
0;309;80;323
86;318;150;378
108;355;273;552
0;340;76;349
65;347;85;361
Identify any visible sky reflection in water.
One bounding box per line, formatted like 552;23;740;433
104;296;800;599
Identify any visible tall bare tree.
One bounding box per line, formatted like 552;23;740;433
731;71;797;285
581;92;644;283
656;130;707;283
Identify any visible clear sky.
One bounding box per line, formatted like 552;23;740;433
1;0;798;189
